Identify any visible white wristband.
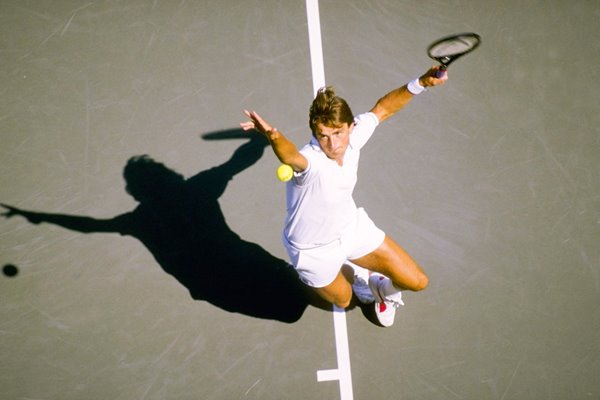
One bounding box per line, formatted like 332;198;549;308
407;78;426;95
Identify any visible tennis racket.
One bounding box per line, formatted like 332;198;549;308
427;32;481;78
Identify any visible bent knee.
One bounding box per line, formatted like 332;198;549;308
333;295;352;309
314;285;352;309
413;273;429;291
334;300;351;309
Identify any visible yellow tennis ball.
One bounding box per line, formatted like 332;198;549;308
276;164;293;182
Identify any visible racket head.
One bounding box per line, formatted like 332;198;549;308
427;32;481;68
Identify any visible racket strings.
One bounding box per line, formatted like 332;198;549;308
429;38;478;57
426;32;481;72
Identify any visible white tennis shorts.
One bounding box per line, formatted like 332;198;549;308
283;208;385;288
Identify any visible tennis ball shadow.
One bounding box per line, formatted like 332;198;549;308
3;264;19;278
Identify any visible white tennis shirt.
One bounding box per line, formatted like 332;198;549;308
283;112;379;247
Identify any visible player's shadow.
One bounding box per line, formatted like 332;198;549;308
3;130;328;322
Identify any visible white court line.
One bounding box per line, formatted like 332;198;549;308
316;306;353;400
306;1;354;399
306;0;325;93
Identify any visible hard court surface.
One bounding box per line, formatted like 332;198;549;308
1;1;599;399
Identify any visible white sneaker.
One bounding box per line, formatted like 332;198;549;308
348;263;374;304
368;274;404;327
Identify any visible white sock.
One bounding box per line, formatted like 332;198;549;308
381;278;402;297
346;261;369;283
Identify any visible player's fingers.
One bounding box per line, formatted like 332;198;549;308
251;111;264;123
240;122;255;131
437;70;448;83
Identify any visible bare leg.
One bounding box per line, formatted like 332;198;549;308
351;235;428;291
312;266;354;308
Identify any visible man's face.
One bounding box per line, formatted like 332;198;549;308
314;122;353;162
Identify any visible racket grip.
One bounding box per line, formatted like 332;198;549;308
435;66;447;78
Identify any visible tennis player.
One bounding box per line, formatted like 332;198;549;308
241;66;447;327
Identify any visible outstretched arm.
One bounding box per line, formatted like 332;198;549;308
1;203;123;233
240;110;308;172
370;66;448;123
